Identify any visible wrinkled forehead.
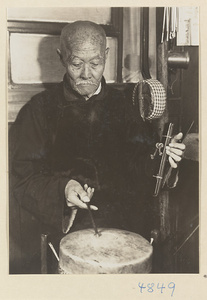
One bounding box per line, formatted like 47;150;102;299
65;37;105;55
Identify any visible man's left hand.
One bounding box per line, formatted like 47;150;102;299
166;132;186;168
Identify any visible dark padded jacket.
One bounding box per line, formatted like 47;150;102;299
10;76;157;237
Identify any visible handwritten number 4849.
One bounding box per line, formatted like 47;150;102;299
138;282;175;296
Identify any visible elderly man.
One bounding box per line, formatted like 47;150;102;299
10;21;185;273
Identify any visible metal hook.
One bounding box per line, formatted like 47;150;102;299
150;143;164;159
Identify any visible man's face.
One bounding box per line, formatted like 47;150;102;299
62;40;108;97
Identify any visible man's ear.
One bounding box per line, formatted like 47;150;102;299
105;47;109;60
57;48;65;67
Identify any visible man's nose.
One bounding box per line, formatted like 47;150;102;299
80;64;92;79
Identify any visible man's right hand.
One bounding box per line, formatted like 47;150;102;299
65;179;98;210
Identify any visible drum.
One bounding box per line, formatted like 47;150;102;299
58;228;153;274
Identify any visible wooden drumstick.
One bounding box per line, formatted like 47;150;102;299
86;203;101;237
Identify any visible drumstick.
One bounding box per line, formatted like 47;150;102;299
48;242;60;262
86;203;101;236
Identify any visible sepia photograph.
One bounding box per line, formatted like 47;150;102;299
7;6;199;279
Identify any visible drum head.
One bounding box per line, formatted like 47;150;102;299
59;228;153;274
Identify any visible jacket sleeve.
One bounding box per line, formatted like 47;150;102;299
10;99;72;232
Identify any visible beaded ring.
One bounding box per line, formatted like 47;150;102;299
132;79;166;121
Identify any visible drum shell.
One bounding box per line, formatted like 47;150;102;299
58;228;153;274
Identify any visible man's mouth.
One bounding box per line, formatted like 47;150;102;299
76;82;97;86
74;83;98;97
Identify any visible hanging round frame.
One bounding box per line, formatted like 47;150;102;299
132;79;166;121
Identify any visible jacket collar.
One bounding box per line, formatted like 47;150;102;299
62;74;108;104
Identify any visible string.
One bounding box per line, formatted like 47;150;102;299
168;71;179;95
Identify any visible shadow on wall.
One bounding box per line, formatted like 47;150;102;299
37;35;65;86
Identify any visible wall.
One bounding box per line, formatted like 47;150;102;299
7;7;122;123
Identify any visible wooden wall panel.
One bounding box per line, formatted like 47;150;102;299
8;7;111;24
